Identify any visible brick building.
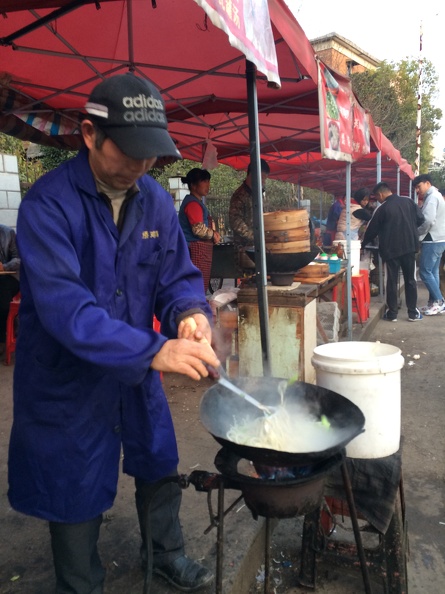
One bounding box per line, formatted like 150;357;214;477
311;32;380;76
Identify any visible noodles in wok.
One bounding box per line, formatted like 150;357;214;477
226;405;342;453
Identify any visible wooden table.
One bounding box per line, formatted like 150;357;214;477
294;269;346;303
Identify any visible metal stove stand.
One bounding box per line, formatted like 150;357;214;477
299;459;408;594
181;448;374;594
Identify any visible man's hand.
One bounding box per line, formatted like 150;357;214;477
151;314;220;380
177;314;212;345
151;338;220;381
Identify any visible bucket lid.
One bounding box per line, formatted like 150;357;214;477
312;341;404;375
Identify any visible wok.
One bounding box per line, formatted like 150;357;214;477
245;249;319;273
200;377;365;467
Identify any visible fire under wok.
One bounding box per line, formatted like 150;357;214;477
200;377;365;467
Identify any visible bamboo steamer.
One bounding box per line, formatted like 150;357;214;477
263;209;309;232
265;227;310;243
264;239;311;253
264;209;310;253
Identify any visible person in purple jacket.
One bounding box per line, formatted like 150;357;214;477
8;73;219;593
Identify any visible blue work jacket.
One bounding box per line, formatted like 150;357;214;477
8;150;210;523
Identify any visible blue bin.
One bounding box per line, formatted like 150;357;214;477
328;258;341;273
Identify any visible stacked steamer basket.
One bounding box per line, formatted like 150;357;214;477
263;209;311;254
263;209;312;284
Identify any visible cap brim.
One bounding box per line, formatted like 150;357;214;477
104;125;182;160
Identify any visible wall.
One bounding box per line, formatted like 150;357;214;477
0;153;21;230
311;33;380;77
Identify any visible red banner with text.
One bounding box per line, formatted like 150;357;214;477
193;0;280;87
318;61;370;162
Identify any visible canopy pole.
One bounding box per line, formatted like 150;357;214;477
245;59;271;376
414;22;423;176
0;0;88;45
345;163;353;340
375;150;383;301
127;0;135;71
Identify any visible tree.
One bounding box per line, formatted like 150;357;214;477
1;133;332;230
0;133;44;189
351;58;442;172
429;166;445;189
40;146;78;171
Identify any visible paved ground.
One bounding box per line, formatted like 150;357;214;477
0;281;444;594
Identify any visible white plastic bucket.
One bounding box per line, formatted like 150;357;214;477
311;342;404;459
333;240;361;274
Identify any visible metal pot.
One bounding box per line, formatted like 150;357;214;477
245;249;319;274
200;377;365;467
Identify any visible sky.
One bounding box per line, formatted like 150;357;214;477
284;0;445;161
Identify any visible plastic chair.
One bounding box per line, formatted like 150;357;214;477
5;292;21;366
351;274;368;323
358;269;371;306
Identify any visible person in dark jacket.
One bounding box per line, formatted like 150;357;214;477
229;158;270;271
7;73;220;594
178;168;220;292
362;181;425;322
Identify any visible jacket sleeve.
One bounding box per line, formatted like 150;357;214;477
229;191;254;244
361;209;381;247
352;208;372;222
418;196;434;238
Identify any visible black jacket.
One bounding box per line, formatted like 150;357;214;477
362;194;424;261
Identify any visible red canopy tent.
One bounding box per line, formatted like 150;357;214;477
0;0;413;193
0;0;415;345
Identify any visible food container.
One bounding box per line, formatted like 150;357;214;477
328;256;341;273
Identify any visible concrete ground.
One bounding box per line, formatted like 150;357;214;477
0;281;444;594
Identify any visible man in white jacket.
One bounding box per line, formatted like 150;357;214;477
414;174;445;315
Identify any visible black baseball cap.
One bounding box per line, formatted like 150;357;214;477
85;73;181;160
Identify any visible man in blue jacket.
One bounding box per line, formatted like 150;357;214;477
8;73;220;593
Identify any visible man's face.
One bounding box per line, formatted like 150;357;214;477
373;191;384;203
81;120;157;190
415;181;431;199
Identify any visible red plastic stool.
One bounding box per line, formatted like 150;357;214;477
352;274;368;322
358;269;371;306
5;292;21;366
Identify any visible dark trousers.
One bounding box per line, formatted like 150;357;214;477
49;475;184;594
49;516;105;594
135;473;184;567
0;275;19;342
385;253;418;318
